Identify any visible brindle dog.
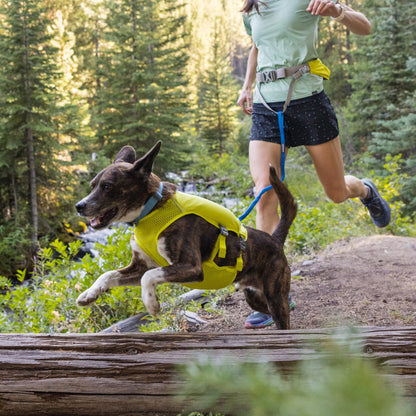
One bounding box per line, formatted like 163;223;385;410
75;142;297;329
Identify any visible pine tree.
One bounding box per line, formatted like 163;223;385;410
370;95;416;215
345;0;416;215
93;0;191;172
346;0;416;151
0;0;85;249
197;17;239;156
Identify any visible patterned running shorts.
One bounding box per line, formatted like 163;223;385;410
250;90;339;147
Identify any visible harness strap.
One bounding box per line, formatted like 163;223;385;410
218;226;228;258
256;63;310;112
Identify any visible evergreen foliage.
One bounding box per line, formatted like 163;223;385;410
0;0;414;280
370;99;416;214
346;0;416;147
346;0;416;213
0;0;85;264
179;337;414;416
93;0;191;172
196;16;240;156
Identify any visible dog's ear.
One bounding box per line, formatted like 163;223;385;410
133;141;162;174
113;146;136;164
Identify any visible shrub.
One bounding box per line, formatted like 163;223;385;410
178;333;414;416
0;226;191;333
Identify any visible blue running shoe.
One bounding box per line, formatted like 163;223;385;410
360;178;391;228
244;312;274;328
244;295;295;329
289;294;296;311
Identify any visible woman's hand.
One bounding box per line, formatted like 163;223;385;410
237;45;258;115
307;0;339;17
237;88;253;115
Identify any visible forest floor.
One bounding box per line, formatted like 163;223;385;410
196;235;416;332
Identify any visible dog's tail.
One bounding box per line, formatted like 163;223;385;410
269;165;297;247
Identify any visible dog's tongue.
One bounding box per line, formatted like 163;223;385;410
90;217;101;228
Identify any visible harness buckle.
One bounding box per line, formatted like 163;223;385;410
219;225;228;237
292;65;310;80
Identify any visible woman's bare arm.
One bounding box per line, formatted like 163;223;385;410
237;44;258;115
307;0;371;35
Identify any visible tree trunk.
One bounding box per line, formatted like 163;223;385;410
11;174;18;227
22;11;38;245
26;127;38;244
0;326;415;416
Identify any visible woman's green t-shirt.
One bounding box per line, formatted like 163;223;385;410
243;0;336;103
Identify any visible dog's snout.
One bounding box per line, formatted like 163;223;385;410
75;200;86;214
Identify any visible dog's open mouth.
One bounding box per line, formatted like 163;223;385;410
90;207;118;229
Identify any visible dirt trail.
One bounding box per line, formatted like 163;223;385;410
198;235;416;332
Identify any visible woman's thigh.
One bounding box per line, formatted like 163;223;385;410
249;140;284;188
306;137;349;203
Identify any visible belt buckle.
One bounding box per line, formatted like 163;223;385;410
264;71;276;82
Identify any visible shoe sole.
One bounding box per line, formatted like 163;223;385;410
245;321;274;329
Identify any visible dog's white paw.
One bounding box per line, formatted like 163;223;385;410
142;291;160;316
76;288;100;306
76;271;119;306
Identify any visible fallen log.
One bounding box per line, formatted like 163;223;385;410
0;326;416;416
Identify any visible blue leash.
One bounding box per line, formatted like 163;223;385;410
238;111;286;222
278;111;286;181
238;184;273;222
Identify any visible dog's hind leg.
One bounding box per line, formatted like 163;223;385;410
264;266;291;330
243;288;270;315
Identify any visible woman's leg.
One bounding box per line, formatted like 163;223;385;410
306;137;368;202
246;140;295;328
249;140;284;234
306;136;391;227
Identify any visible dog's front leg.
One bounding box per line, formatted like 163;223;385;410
141;267;166;315
76;270;123;306
76;262;149;306
77;237;154;307
141;264;203;316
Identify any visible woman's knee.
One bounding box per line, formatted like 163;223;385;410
324;188;348;204
324;175;367;202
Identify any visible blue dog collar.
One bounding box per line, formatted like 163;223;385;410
133;182;163;224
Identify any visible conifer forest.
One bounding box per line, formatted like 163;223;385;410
0;0;415;280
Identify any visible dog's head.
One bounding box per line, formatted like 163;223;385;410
75;141;162;229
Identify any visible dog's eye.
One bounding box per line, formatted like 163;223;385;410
102;183;112;192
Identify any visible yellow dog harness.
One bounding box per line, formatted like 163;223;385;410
134;190;247;290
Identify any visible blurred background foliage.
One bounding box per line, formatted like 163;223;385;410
0;0;415;333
